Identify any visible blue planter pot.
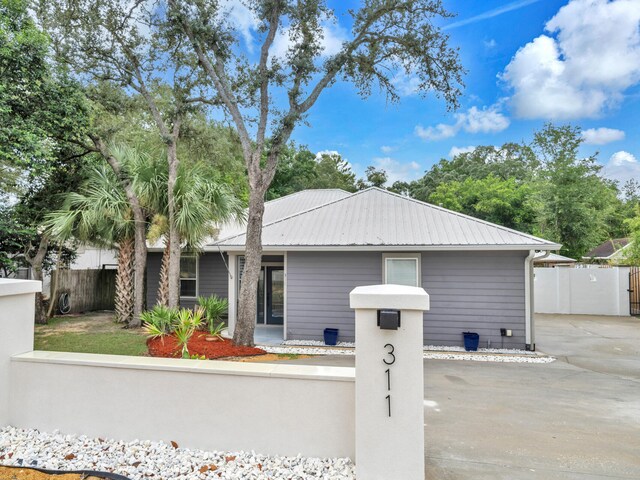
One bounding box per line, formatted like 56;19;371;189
324;328;339;346
463;332;480;351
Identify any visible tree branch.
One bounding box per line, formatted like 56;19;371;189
167;0;253;160
255;3;281;153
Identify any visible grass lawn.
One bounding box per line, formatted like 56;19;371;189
34;312;148;356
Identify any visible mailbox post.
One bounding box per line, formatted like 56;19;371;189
350;284;429;480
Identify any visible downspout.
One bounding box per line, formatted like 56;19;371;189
525;250;551;351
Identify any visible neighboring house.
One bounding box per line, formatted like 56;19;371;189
582;238;632;264
533;252;576;268
147;188;560;350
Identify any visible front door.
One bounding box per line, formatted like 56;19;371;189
256;266;284;325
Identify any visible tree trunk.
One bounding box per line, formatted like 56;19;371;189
115;237;135;324
26;235;49;325
46;247;63;318
156;239;170;307
166;140;181;308
233;188;266;346
130;214;147;327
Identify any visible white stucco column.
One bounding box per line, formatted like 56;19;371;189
0;279;40;426
350;284;429;480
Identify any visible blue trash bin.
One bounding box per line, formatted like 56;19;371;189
324;328;339;346
463;332;480;351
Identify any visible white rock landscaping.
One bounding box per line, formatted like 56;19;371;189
264;341;555;363
0;427;356;480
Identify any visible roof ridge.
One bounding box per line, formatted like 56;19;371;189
263;188;351;206
214;186;559;248
368;187;557;246
212;189;365;245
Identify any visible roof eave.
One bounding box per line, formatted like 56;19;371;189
209;243;561;252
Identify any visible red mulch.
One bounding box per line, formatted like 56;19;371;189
147;332;266;359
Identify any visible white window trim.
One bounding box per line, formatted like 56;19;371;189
179;254;199;299
382;253;421;287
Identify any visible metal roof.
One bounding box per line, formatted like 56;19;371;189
534;252;575;263
214;187;561;251
214;189;352;240
148;189;351;252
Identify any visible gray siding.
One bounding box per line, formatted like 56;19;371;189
146;253;162;308
422;251;526;349
146;252;229;309
286;252;382;341
286;250;527;348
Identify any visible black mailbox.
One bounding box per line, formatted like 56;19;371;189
377;309;401;330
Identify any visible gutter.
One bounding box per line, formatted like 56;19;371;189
525;250;550;351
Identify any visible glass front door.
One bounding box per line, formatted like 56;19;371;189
256;266;284;325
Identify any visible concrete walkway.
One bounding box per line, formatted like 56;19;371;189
270;314;640;479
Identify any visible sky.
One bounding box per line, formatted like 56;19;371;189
277;0;640;187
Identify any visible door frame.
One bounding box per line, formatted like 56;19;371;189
227;253;287;339
256;262;284;326
264;265;285;326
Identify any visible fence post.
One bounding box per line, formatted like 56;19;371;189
350;284;429;480
0;279;40;426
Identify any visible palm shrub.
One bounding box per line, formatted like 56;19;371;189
141;306;203;358
173;308;204;358
198;294;228;336
141;305;179;338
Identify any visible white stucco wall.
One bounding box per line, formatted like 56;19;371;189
0;279;39;425
534;267;630;316
9;352;355;458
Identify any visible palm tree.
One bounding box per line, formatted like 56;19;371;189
142;160;245;306
45;162;138;323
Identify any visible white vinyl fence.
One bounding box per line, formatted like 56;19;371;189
534;266;630;316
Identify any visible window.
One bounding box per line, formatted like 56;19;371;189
383;254;420;287
180;255;198;298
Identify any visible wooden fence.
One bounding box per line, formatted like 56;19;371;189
50;268;116;314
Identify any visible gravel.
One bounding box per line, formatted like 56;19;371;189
264;344;555;363
0;427;355;480
271;340;554;363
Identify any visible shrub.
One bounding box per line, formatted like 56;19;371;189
141;305;179;339
142;306;204;358
197;294;228;336
173;308;204;358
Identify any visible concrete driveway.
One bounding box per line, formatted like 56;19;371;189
279;314;640;479
424;313;640;479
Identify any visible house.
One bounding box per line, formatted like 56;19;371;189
533;252;576;268
147;188;560;350
582;238;632;264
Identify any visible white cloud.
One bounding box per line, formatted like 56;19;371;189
444;0;543;30
271;22;346;59
449;146;476;158
220;0;260;53
380;145;395;154
603;151;640;185
415;123;458;141
501;0;640;119
372;157;422;184
315;149;341;159
391;72;421;96
415;104;510;141
484;39;497;49
582;127;625;145
462;106;510;133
